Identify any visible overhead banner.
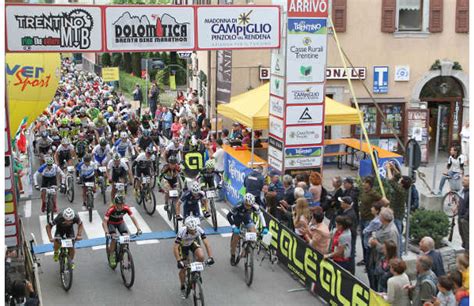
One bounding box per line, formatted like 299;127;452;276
6;4;103;52
104;6;195;52
260;210;389;306
196;6;281;49
216;50;232;103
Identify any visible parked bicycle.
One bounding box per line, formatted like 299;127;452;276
105;233;139;288
441;173;462;241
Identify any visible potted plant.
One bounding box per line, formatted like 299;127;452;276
409;209;450;249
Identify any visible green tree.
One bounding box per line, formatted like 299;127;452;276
101;53;111;67
123;53;132;73
131;53;142;78
112;53;123;67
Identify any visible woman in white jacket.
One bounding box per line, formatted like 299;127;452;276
383;258;411;306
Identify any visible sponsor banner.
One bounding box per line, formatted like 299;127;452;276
6;5;103;52
196;6;280;50
262;210;386;306
326;67;367;80
269;95;284;118
286;18;327;83
268;144;283;160
270;75;285;98
373;66;389;94
105;6;195;52
216;50;233;103
223;153;252;206
285;125;323;145
269;115;284;139
285;146;322;158
287;0;329;18
269;137;284;151
268;155;283;172
287;83;324;104
285;155;322;168
271;51;285;77
285;105;323;125
102;67;120;82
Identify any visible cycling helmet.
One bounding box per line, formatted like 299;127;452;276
99;138;107;146
41;131;48;138
98;113;104;120
145;147;153;154
61;118;69;125
83;154;92;163
61;138;70;145
205;159;215;170
143;129;151;137
107;106;114;113
113;153;121;161
114;194;124;205
244;193;256;206
190;182;201;194
63;207;75;221
120;132;128;139
172;137;179;144
184;216;200;231
74;117;81;125
46;156;54;165
168;155;178;165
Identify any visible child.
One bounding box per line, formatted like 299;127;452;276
456;253;470;291
436;275;456;306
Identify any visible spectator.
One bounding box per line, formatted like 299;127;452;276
176;90;185;103
171;116;182;139
384;258;410;306
190;120;201;139
266;192;281;221
297;181;315;207
401;175;419;211
325;216;354;273
7;279;39;306
450;270;470;306
196;104;205;129
179;118;190;139
294;187;305;200
148;83;159;119
374;240;398;292
293;198;311;240
408;255;438;306
200;119;210;140
268;172;285;203
458;175;469;250
282;175;296;207
230;122;243;140
161;106;173;139
437;145;465;195
221;129;230;145
212;139;225;173
295;173;310;186
241;128;251;146
385;162;407;252
419;236;446;277
342;176;360;221
326;176;344;229
339;196;357;272
132;83;143;111
362;201;383;282
243;165;265;207
455;253;469;291
309;172;322;206
431;275;456;306
359;176;389;267
304;207;330;255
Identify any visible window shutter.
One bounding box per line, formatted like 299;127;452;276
429;0;443;33
381;0;396;33
456;0;469;33
332;0;347;32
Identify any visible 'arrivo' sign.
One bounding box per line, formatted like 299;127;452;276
5;4;281;53
287;0;328;17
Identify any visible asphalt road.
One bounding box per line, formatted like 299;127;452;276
20;151;322;305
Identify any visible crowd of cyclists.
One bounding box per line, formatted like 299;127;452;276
30;58;268;297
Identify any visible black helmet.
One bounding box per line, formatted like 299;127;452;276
84;154;92;163
168;155;178;164
99;138;107;146
114;194;124;205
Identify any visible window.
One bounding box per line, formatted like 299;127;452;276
397;0;423;31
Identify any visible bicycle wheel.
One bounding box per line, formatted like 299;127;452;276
442;192;460;218
87;192;94;223
143;189;156;216
66;176;74;203
244;244;254;287
192;279;205;306
47;197;55;225
230;235;241;266
171;198;178;233
120;247;135;288
210;198;218;231
102;179;107;205
60;253;73;291
166;197;172;221
134;180;142;205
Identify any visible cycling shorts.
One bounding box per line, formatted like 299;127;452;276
54;226;75;239
183;202;200;219
136;167;151;178
41;176;57;188
112;168;128;182
82;176;95;184
231;214;254;229
179;241;200;260
39;146;51;154
107;223;129;235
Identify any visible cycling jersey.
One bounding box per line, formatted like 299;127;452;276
58;126;70;138
78;162;97;179
113;139;133;157
49;210;82;229
166;143;183;157
36;164;63;178
104;205;133;225
137;136;155;151
51;135;62;147
37;137;53;149
57;144;74;154
160;164;181;181
92;144;111;164
227;203;266;228
199;170;219;188
107;159;129;182
180;190;205;217
75;140;89;158
175;226;206;247
134;152;154;168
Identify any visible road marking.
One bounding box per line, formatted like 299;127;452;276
24;200;32;218
92;245;106;250
124;207;159;244
156;204;176;230
136;240;160;245
38;215;54;256
219;208;232;237
78;211;104;239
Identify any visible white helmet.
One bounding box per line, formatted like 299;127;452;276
120;132;128;139
184;216;200;231
190;182;201;194
63;207;75;221
244;193;256;206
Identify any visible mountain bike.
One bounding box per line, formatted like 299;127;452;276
184;261;211;306
135;176;156;216
41;186;57;224
55;238;75;291
105;233;139;288
84;182;95;222
65;165;75;203
231;226;257;286
168;188;181;233
203;187;218;231
97;166;108;205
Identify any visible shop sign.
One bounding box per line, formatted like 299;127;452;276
373;66;389;93
285;146;322;158
268;155;283;171
269;115;284;139
326;67;366;80
271;52;285;77
105;7;195;51
285;125;323;145
284;155;322;168
270;75;285;97
285;105;323;125
287;0;329;18
394;65;410;81
6;5;103;52
286;18;327;83
270;95;284;118
196;6;280;49
286;83;324;104
259;67;270;80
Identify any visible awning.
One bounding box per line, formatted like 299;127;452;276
217;83;362;129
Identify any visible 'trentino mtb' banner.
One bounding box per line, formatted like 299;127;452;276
260;211;389;306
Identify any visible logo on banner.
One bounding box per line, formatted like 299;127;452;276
269;116;284;139
207;10;272;40
113;12;189;43
288;18;326;34
270;96;284;118
286;105;323;125
14;9;94;49
290;37;325;60
286;125;323;145
299;107;312;120
287;84;324;104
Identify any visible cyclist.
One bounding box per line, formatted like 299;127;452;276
132;147;154;192
46;207;83;268
50;127;62;150
227;193;268;266
84;122;99;146
160;156;183;211
93;113;109;137
176;181;210;221
54;138;76;170
78;154;97;210
136;128;158;154
140;109;153;130
36;131;53;162
34;157;65;213
165;137;183;162
70;117;82;137
108;153;133;200
437;145;465;195
92;137;111;167
102;195;142;267
113;132;134;158
58;117;71;139
199;159;220;190
174;216;214;297
75;133;89;160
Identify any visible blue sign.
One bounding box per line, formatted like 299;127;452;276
223;153;253;206
287;18;327;34
373;66;389;93
285;147;322;158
